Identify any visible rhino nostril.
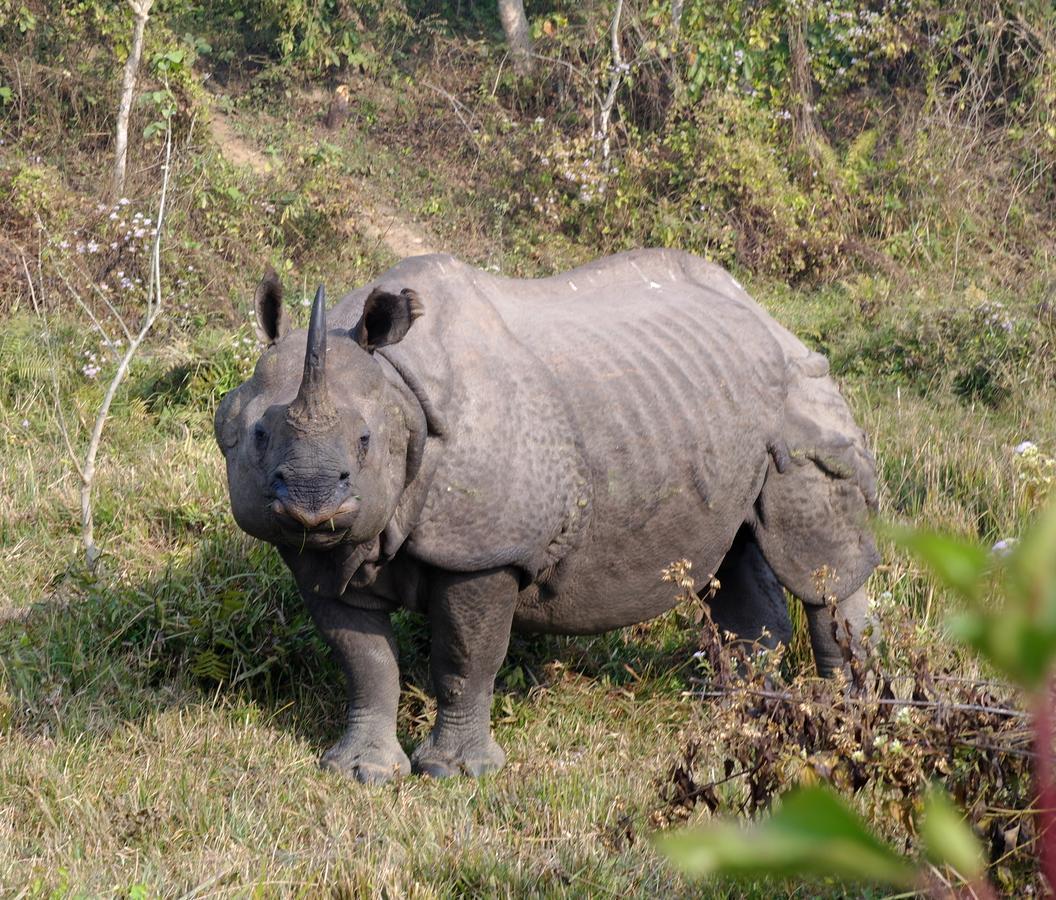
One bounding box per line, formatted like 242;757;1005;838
339;471;350;481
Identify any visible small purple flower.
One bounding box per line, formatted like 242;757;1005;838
992;539;1016;556
1015;441;1037;455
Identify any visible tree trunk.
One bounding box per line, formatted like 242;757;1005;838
497;0;534;76
112;0;154;200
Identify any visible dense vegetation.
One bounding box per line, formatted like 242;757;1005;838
1;0;1054;894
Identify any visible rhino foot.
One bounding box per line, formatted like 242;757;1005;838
320;728;411;784
411;735;506;779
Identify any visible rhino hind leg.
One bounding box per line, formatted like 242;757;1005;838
412;567;519;778
706;528;792;651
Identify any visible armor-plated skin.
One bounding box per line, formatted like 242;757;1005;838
216;249;880;782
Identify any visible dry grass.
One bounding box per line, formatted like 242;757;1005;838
1;675;698;896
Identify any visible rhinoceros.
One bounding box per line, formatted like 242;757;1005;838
215;249;879;782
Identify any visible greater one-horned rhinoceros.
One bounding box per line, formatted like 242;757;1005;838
215;249;879;782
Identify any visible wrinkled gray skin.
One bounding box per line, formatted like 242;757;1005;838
215;249;880;783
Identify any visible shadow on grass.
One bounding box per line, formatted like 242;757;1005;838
0;526;697;759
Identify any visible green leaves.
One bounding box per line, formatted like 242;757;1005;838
920;786;986;880
892;503;1056;689
657;785;988;890
654;786;917;886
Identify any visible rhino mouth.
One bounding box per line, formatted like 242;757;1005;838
270;492;360;537
279;527;355;550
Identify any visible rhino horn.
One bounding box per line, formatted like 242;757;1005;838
287;284;337;431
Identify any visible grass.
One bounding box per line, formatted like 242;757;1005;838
2;32;1055;897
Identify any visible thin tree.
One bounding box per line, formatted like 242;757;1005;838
112;0;156;200
27;120;173;570
498;0;534;76
597;0;626;163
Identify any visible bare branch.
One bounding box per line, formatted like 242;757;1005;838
696;684;1029;720
49;258;134;356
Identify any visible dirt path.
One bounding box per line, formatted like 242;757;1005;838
349;194;440;259
206;106;440;259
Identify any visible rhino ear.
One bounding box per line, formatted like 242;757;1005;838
214;385;245;455
351;288;423;353
254;268;290;346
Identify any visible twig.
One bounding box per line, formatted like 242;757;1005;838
696;684;1028;719
490;52;508;98
526;51;595;86
50;260;132;352
421;80;482;153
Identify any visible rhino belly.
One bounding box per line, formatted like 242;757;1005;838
511;454;769;635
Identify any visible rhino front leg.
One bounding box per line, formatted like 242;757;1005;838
413;567;519;779
302;596;411;784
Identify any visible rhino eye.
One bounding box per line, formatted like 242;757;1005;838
358;430;371;456
253;423;270;455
